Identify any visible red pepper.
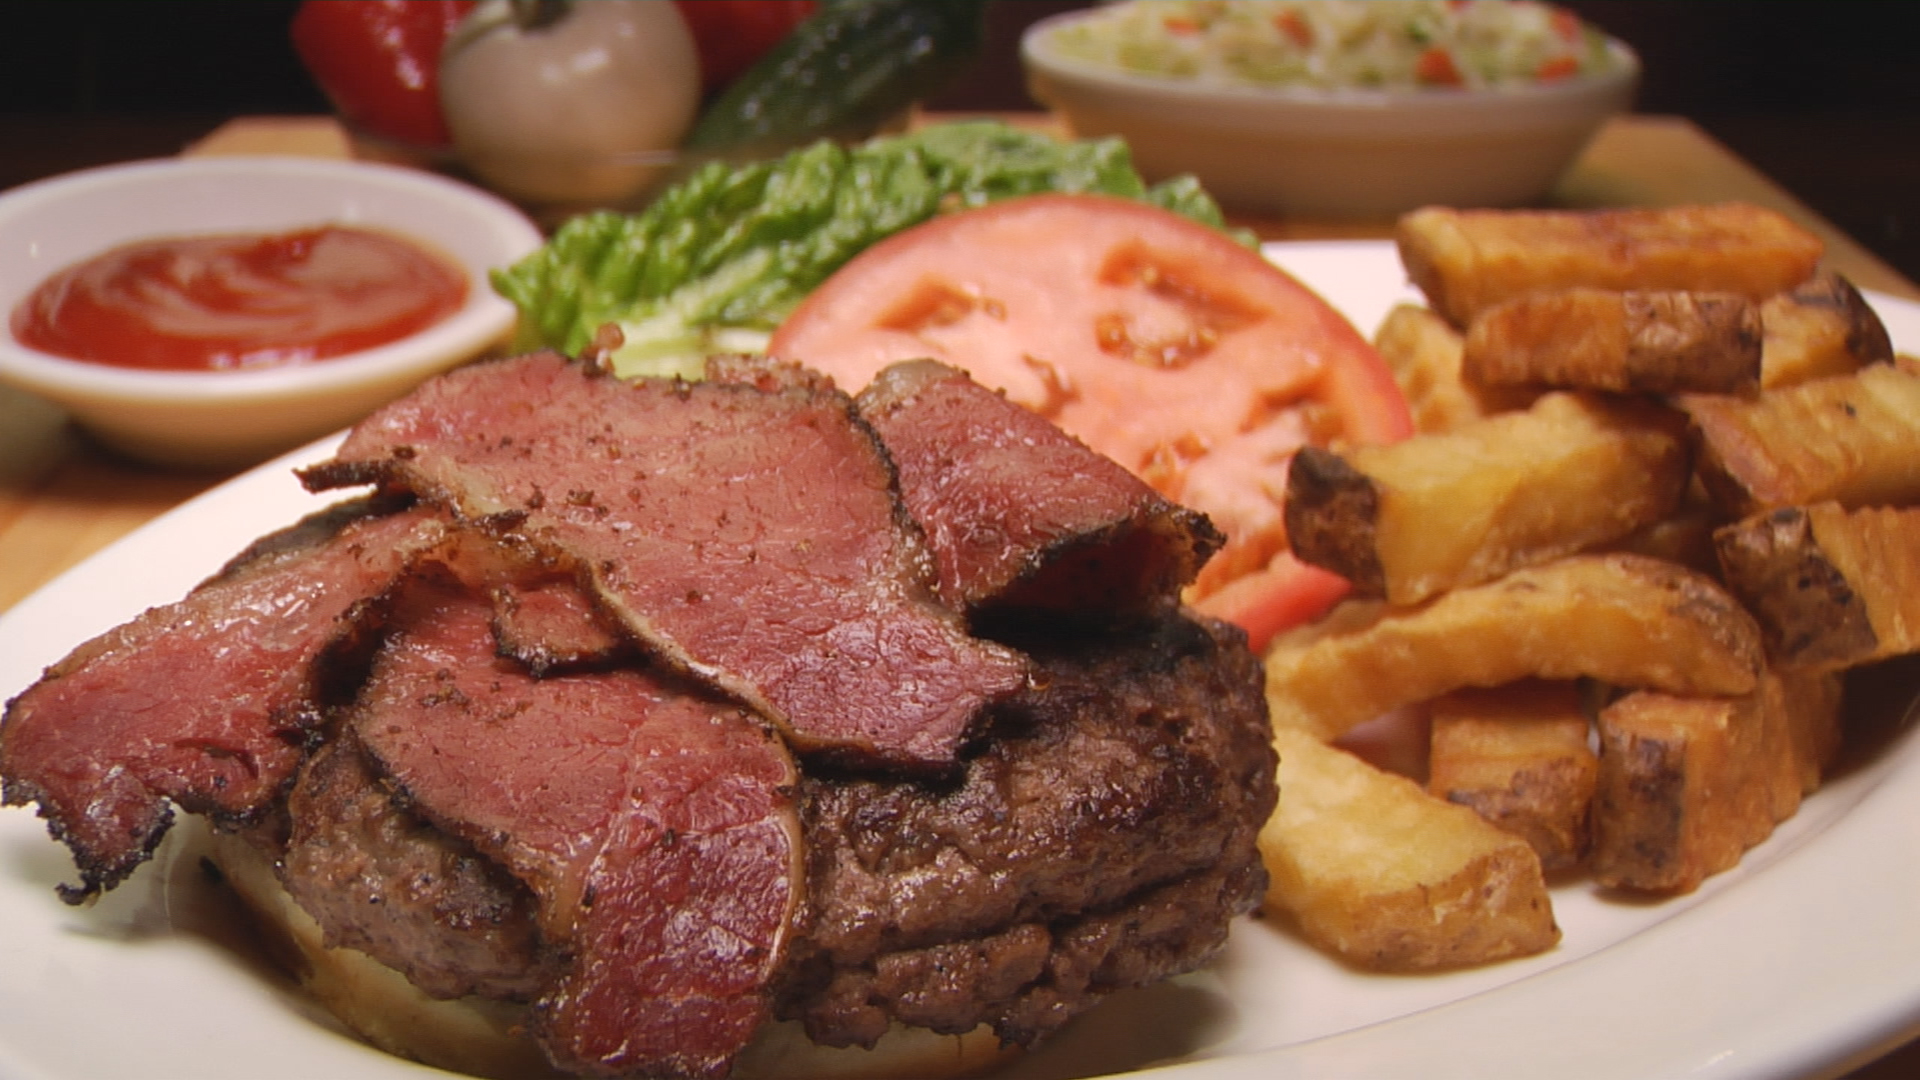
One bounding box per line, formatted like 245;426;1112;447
1415;45;1465;86
1550;7;1584;42
672;0;817;95
290;0;477;148
1273;9;1313;47
1535;54;1581;81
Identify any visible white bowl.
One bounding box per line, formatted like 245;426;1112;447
0;156;544;469
1022;9;1640;219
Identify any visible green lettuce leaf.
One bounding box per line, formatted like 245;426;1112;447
489;122;1245;379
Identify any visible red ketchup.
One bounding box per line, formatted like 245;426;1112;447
10;225;468;371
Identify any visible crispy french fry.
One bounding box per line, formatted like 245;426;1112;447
1462;288;1761;395
1427;682;1597;873
1284;393;1692;604
1373;303;1533;433
1777;666;1845;794
1761;271;1894;389
1604;482;1722;575
1265;554;1765;741
1590;668;1818;895
1251;200;1893;971
1714;502;1920;671
1682;364;1920;516
1262;727;1561;972
1396;203;1824;328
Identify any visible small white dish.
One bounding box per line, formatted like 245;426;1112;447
0;156;544;469
1022;8;1640;218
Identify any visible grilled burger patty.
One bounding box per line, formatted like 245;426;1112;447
249;611;1273;1056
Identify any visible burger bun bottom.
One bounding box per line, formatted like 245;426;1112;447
208;831;1016;1080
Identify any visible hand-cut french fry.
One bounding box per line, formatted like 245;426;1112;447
1250;201;1892;976
1373;303;1533;433
1777;665;1846;794
1681;363;1920;516
1265;553;1764;741
1590;667;1826;895
1284;393;1692;604
1761;271;1894;389
1262;727;1561;972
1714;502;1920;671
1427;682;1598;873
1395;203;1824;328
1462;288;1761;395
1604;483;1721;574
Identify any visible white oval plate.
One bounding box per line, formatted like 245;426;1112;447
3;242;1918;1080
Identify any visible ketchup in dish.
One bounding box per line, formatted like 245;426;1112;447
11;225;468;371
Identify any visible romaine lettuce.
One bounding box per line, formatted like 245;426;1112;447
490;122;1242;379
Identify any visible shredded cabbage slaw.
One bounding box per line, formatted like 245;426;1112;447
1046;0;1618;91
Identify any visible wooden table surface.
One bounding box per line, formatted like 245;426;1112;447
3;112;1918;1079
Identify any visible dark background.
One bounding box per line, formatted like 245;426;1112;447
3;1;1918;278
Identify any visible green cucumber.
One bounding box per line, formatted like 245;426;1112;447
685;0;987;152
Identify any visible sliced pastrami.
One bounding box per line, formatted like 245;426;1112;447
0;499;437;900
856;359;1224;618
348;573;801;1080
488;576;632;676
411;527;635;676
302;352;1028;771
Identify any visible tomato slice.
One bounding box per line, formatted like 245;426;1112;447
768;193;1412;648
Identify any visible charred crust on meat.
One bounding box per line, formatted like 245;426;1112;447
4;777;174;904
1282;447;1386;596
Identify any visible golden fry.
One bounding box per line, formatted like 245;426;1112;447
1462;288;1761;395
1285;393;1692;604
1249;201;1899;974
1777;666;1846;795
1395;203;1824;328
1604;483;1722;575
1427;682;1597;873
1261;728;1561;972
1761;271;1894;389
1590;668;1823;895
1682;363;1920;516
1714;502;1920;671
1265;554;1765;742
1373;303;1533;433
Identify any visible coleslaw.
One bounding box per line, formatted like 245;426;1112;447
1045;0;1619;91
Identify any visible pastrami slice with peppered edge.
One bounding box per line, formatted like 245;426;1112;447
487;575;634;675
0;499;437;900
300;351;1028;771
346;574;802;1080
855;358;1224;617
